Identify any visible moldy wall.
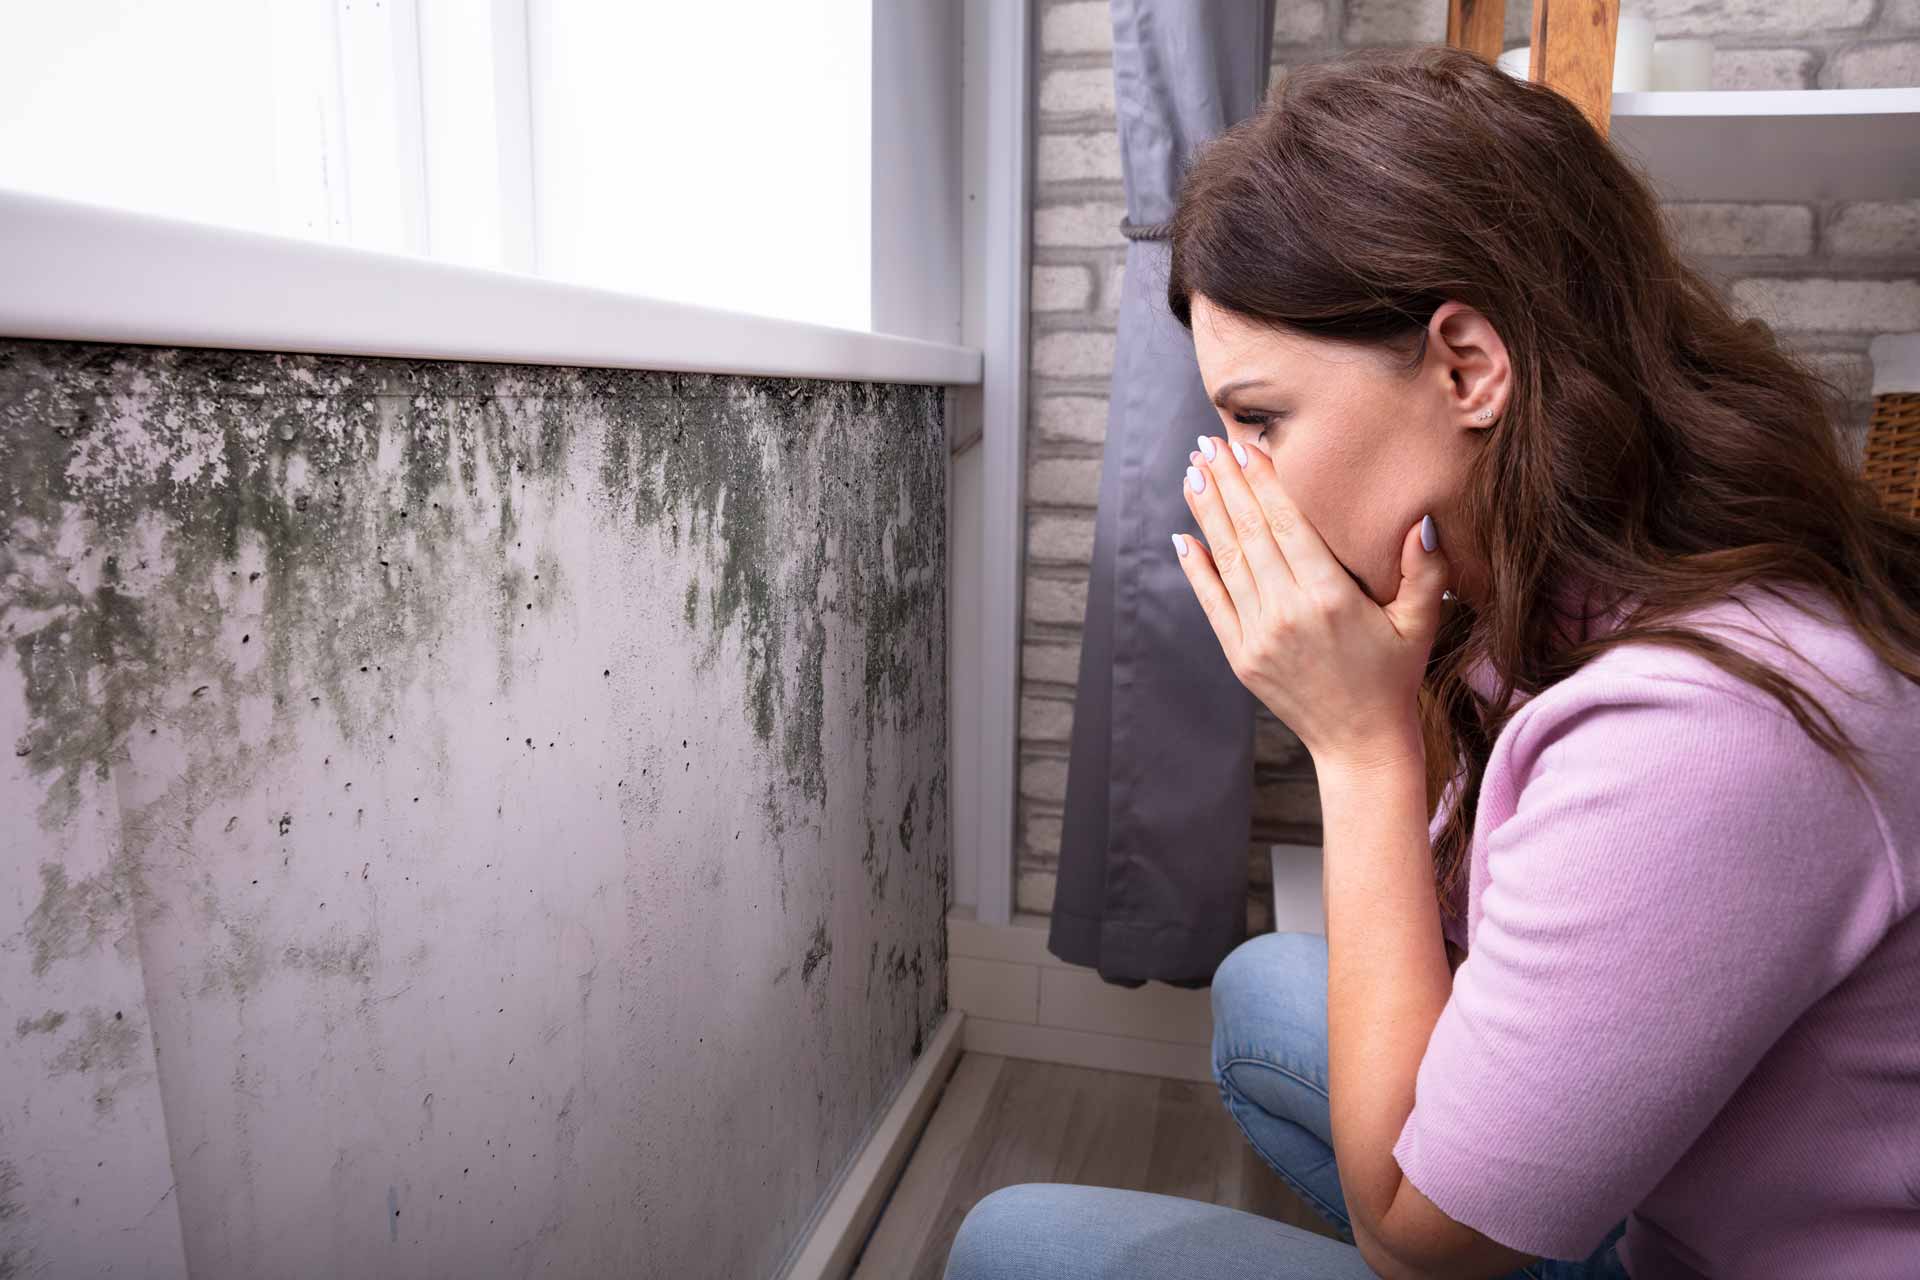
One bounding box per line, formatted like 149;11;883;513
0;338;949;1278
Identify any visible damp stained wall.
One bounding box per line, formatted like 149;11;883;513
0;339;950;1279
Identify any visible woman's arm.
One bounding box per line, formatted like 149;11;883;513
1319;746;1538;1280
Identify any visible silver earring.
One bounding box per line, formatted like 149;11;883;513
1476;409;1494;421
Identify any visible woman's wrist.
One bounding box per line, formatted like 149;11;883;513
1310;714;1425;783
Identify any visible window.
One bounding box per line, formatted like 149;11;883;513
0;0;873;332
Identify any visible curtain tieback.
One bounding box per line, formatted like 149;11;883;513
1119;216;1174;241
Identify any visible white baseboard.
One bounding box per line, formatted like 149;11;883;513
778;1007;966;1280
782;903;1250;1279
945;906;1217;1083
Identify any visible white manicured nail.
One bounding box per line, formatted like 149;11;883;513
1230;441;1249;467
1186;466;1204;494
1196;435;1216;461
1172;533;1189;558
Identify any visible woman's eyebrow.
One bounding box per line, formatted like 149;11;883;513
1210;377;1275;408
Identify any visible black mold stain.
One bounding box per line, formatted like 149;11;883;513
861;821;888;905
799;918;832;986
0;1158;20;1221
0;1158;24;1278
897;782;917;859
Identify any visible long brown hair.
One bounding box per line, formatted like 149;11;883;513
1163;44;1920;928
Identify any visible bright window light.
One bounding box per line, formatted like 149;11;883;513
0;1;286;235
0;0;876;333
527;1;872;332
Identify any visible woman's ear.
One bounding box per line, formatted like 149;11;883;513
1430;300;1510;427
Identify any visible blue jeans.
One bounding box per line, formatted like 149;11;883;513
944;931;1629;1279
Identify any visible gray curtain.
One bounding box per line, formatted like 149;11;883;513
1046;0;1278;988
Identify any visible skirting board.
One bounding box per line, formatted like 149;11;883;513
946;906;1216;1084
778;1007;965;1280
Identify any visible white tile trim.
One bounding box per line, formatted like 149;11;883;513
947;907;1218;1080
961;1018;1214;1084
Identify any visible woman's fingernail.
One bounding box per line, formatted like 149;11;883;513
1230;441;1248;467
1421;514;1438;552
1196;435;1217;461
1186;466;1205;494
1172;532;1189;558
1189;449;1202;465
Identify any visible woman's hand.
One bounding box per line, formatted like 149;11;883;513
1172;434;1450;773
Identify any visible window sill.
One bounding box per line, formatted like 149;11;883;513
0;188;983;387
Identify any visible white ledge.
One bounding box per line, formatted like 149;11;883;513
1608;87;1920;203
0;187;984;387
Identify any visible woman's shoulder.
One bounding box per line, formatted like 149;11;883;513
1530;578;1914;739
1500;579;1916;897
1473;580;1914;980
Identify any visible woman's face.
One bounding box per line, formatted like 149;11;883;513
1187;293;1509;609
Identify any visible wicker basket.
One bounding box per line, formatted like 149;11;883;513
1864;334;1920;523
1863;393;1920;522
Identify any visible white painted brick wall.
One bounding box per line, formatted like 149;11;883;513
1714;48;1818;89
1014;0;1920;919
1829;40;1920;87
1665;0;1875;35
1034;395;1110;444
1038;131;1124;183
1023;641;1083;686
1033;200;1128;248
1028;511;1098;562
1025;574;1091;625
1663;204;1815;257
1032;265;1095;311
1039;66;1117;115
1275;1;1331;45
1826;203;1920;255
1041;1;1112;54
1732;278;1920;331
1030;331;1118;381
1027;456;1103;506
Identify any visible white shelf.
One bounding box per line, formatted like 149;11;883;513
1607;87;1920;203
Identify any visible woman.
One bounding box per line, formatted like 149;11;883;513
946;44;1920;1280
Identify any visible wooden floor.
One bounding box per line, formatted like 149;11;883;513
848;1052;1344;1279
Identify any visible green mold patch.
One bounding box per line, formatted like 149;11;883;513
23;853;147;978
1;338;946;985
590;373;946;822
46;1006;140;1076
13;1009;66;1038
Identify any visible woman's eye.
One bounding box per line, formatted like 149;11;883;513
1232;412;1273;437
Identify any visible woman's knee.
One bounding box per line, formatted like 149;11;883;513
942;1183;1064;1280
1210;930;1327;1077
